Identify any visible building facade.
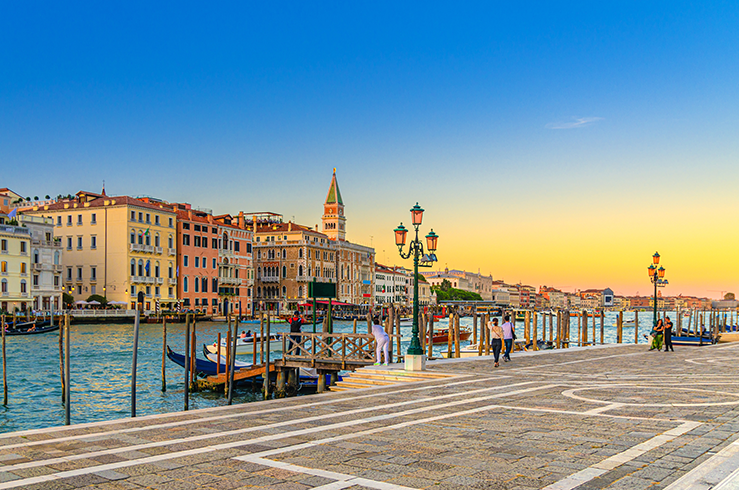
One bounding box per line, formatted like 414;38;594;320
23;191;178;310
0;214;32;312
20;215;62;311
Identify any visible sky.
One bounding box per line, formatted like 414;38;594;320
2;2;738;298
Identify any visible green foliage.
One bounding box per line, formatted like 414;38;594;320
416;273;427;283
86;294;108;306
62;293;74;307
432;286;482;301
438;279;452;291
45;195;50;200
33;196;38;201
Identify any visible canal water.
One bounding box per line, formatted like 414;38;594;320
0;311;681;433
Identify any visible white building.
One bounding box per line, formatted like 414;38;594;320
374;263;409;306
21;215;62;311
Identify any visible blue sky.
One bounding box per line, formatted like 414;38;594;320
2;2;738;295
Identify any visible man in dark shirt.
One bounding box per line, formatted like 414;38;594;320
663;316;674;352
289;311;304;354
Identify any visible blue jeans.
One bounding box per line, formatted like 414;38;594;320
504;339;513;359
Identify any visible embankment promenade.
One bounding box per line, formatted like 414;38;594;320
2;343;739;489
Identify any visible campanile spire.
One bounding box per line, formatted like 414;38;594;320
322;168;346;240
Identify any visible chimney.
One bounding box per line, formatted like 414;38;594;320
288;221;292;232
188;209;192;220
238;211;245;229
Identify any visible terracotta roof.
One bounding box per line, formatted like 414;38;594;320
22;195;177;214
255;222;326;237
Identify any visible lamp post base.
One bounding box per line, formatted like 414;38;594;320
404;354;426;372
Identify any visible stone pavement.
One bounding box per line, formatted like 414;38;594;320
2;342;739;489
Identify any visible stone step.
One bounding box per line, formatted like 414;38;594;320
357;368;451;379
336;376;396;386
334;381;374;389
350;372;442;383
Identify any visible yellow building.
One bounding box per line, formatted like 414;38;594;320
23;191;178;310
0;213;32;312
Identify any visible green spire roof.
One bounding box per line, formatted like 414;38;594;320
325;168;343;205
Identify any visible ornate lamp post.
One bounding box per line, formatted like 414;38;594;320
647;252;668;326
394;203;438;367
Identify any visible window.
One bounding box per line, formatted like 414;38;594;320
57;216;62;226
145;213;150;224
33;250;39;264
183;255;189;267
212;238;218;248
91;213;97;224
54;276;59;287
234;241;240;252
131;260;135;276
168;264;173;278
169;287;173;296
201;239;207;249
212;277;218;291
183;234;190;246
67;215;72;225
299;248;303;258
130;231;135;244
145;233;150;246
184;277;189;293
155;215;160;225
20;262;26;274
131;211;136;221
77;236;83;249
155;286;159;296
212;227;217;234
20;280;26;293
77;267;83;280
168;235;173;248
19;241;26;254
155;234;160;247
247;243;252;253
145;260;151;277
138;259;144;276
282;266;287;278
194;257;200;268
194;277;199;293
194;298;200;306
66;267;72;280
194;225;201;232
155;262;160;278
91;236;97;249
91;267;96;280
194;236;201;247
212;258;216;269
168;217;173;228
0;240;6;253
131;285;136;295
146;286;150;296
138;212;143;222
201;277;207;293
1;279;6;293
66;237;72;250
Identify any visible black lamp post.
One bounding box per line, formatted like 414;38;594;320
394;203;438;357
647;252;668;327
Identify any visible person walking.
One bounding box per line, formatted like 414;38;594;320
650;319;664;351
501;315;515;362
663;316;674;352
288;310;304;354
372;316;390;366
488;317;504;367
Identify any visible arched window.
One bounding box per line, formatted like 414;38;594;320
282;266;286;278
222;232;228;250
168;264;173;279
282;286;286;296
168;235;173;248
282;249;286;259
145;233;150;246
298;265;303;276
257;286;261;297
130;231;135;244
33;249;39;264
0;279;6;293
155;261;160;278
145;260;151;277
138;231;143;245
20;279;27;293
194;277;199;293
183;277;189;293
137;259;143;277
298;286;303;296
299;248;303;258
130;260;135;276
155;233;160;247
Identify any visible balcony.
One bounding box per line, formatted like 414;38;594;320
168;278;177;285
219;249;234;257
220;277;241;285
130;244;155;253
21;292;28;298
53;264;62;273
168;248;176;256
296;275;310;282
261;276;279;283
156;277;164;284
155;247;163;254
32;263;43;271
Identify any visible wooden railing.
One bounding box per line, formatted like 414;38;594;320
277;332;399;369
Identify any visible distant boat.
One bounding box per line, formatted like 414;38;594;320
428;328;472;345
4;320;57;336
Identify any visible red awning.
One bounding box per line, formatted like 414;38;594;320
298;300;356;307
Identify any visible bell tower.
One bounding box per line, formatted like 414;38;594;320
322;168;346;241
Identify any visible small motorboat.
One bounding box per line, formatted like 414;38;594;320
204;333;284;356
427;328;472;345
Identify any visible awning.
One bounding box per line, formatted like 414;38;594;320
298;300;356;307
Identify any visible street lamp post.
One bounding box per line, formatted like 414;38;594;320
394;203;438;369
647;252;668;327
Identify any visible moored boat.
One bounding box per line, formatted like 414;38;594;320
204;334;283;356
428;328;472;345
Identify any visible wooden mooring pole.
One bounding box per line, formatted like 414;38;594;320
263;313;271;399
131;309;140;417
161;317;167;392
2;314;6;406
64;313;70;425
634;311;639;344
59;314;65;402
184;314;190;411
228;314;237;405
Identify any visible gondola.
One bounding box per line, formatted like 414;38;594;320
427;328;472;345
4;320;58;336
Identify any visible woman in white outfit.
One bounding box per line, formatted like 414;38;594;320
372;316;390;366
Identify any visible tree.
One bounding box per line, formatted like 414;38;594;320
62;293;74;308
86;294;108;306
439;279;452;291
45;195;50;200
33;196;38;201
